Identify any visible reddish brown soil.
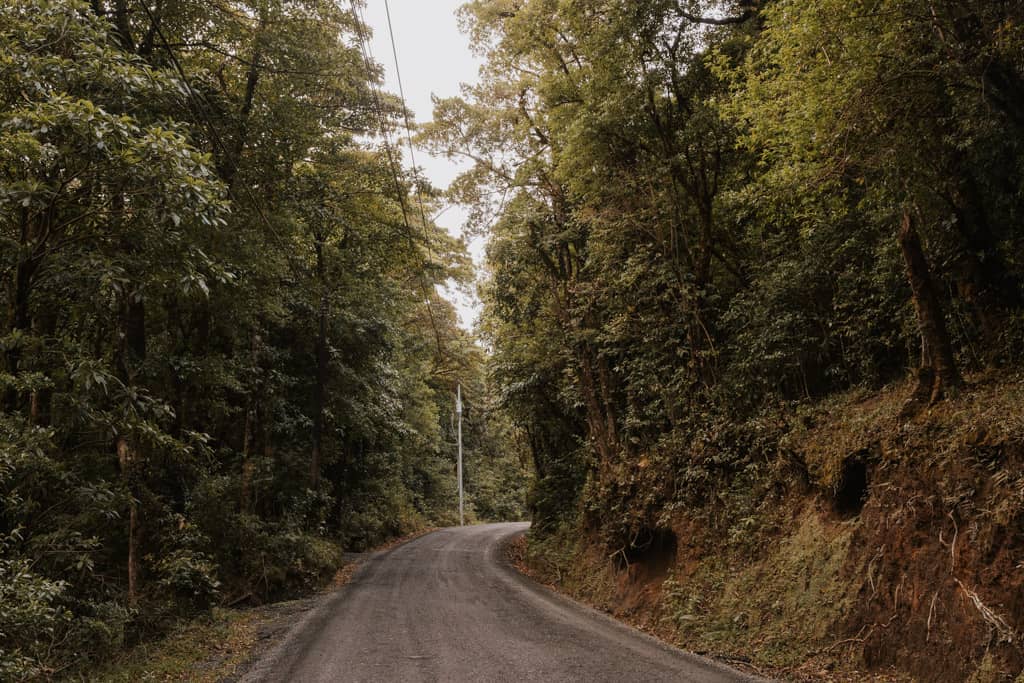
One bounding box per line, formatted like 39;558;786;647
524;375;1024;682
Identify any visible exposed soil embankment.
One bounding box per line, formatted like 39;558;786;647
523;375;1024;682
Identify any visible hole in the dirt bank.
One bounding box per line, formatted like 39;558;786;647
835;456;869;518
613;527;678;573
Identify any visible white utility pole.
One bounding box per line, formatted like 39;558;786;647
456;384;464;526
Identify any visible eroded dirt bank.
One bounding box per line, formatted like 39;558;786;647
521;375;1024;682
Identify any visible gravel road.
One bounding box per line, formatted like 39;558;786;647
242;522;765;682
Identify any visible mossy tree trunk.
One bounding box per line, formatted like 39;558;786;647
899;211;961;409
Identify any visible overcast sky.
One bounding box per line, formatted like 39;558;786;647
362;1;484;330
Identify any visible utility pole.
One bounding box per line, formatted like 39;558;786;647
456;383;464;526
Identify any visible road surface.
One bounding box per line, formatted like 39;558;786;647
242;522;764;682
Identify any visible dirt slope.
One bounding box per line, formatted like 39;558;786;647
524;375;1024;682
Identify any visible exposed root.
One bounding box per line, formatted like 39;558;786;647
609;546;630;569
955;579;1018;645
866;545;885;599
926;592;939;643
819;614;899;656
948;511;958;573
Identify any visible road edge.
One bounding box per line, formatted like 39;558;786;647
234;528;442;682
490;525;774;683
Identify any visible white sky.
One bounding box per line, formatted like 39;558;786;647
362;1;484;330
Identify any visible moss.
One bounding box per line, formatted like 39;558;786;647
663;508;859;669
526;375;1024;681
966;652;1003;683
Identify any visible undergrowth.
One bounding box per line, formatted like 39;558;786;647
525;374;1024;682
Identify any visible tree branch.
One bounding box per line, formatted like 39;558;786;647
678;9;753;26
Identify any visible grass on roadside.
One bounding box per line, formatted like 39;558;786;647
84;608;261;683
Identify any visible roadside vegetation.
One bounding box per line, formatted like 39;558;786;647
0;1;526;679
427;1;1024;680
5;0;1024;681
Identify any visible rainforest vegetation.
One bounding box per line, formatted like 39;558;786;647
426;0;1024;680
4;0;1024;680
0;1;526;678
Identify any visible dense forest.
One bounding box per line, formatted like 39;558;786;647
423;0;1024;680
0;1;527;678
4;0;1024;680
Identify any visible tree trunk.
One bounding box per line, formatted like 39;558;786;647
114;272;147;603
117;435;140;605
678;197;718;391
579;355;608;459
257;407;274;515
596;355;620;456
110;0;136;52
899;211;961;411
4;256;35;413
241;403;257;512
219;17;265;188
241;333;260;512
946;171;1019;360
126;297;146;361
5;204;39;412
310;239;327;489
29;305;57;426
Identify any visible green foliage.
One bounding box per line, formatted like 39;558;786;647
434;0;1024;552
152;549;221;611
0;0;527;677
0;532;68;680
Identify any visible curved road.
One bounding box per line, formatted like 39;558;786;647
243;523;763;682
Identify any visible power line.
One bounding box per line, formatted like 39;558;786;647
354;2;466;520
143;0;449;361
382;0;438;262
350;0;449;363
